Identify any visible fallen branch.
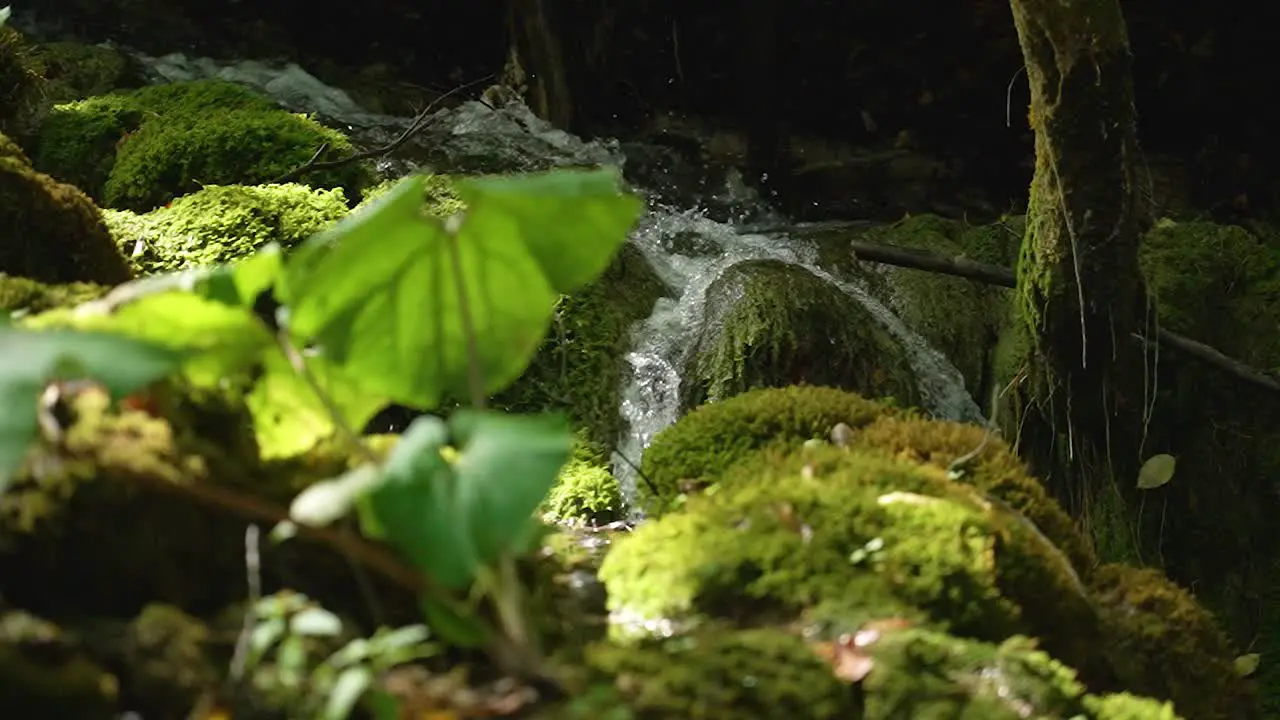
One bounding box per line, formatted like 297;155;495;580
848;239;1280;394
272;73;496;185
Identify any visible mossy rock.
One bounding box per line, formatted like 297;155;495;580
685;259;918;409
0;132;134;284
1140;219;1280;365
0;274;109;316
849;413;1096;576
30;41;140;104
0;610;120;718
639;385;895;506
103;183;350;274
1090;563;1256;720
849;214;1013;395
32;79;368;210
603;442;1104;682
583;626;857;719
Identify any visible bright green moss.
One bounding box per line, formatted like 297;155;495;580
850;412;1097;575
1084;693;1181;720
638;385;895;505
543;458;623;525
31;79;368;211
0;274;108;316
102;183;349;273
584;626;857;719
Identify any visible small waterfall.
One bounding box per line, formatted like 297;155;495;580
612;192;984;509
49;46;983;510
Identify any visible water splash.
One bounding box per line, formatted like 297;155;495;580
613;191;984;511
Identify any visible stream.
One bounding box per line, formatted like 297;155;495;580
28;39;986;511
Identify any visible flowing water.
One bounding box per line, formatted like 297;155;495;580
37;45;984;511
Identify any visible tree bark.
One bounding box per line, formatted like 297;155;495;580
1004;0;1149;548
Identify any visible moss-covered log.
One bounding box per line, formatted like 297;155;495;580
1004;0;1149;532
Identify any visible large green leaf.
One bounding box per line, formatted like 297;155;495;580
277;170;642;409
454;168;644;293
449;410;573;563
0;328;185;492
364;415;480;590
247;348;387;459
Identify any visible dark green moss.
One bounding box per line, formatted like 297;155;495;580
0;132;134;284
1090;563;1255;720
686;259;918;409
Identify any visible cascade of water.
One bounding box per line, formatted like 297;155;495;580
612;198;984;510
56;48;982;511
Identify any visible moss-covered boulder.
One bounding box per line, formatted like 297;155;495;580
638;385;896;506
103;183;350;274
600;386;1256;717
1091;563;1256;720
685;259;917;409
0;132;133;284
30;42;139;105
32;79;368;210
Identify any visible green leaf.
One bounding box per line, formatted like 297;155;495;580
1137;453;1177;490
0;7;10;27
289;606;343;637
0;327;185;492
450;410;573;563
278;169;642;409
1235;653;1262;677
247;348;386;459
454;167;643;293
366;690;401;720
365;415;481;589
27;291;272;388
198;243;285;309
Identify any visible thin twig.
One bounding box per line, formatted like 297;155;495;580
272;74;496;185
228;524;263;683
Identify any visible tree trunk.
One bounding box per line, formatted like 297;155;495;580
1003;0;1151;557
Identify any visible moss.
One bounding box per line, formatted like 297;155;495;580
31;42;137;104
850;214;1011;395
849;413;1097;576
584;626;857;719
1084;693;1181;720
638;385;895;506
1140;219;1280;365
358;174;465;218
543;457;623;525
860;629;1091;718
0;610;120;717
0;274;109;316
1090;563;1254;720
686;259;918;409
496;242;667;452
32;79;368;210
0;131;134;284
603;443;1096;649
103;183;350;274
